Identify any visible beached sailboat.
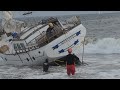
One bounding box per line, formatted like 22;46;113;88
0;11;86;66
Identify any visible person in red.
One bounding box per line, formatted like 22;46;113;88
65;48;77;76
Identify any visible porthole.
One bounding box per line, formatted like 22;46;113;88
26;58;29;61
5;58;7;61
32;57;35;60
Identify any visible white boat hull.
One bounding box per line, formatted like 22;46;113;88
0;24;86;66
0;46;47;66
45;24;86;59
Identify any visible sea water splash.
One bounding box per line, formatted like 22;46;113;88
82;38;120;54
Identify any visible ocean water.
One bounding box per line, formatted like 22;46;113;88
1;13;120;79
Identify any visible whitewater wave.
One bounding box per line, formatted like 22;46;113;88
79;38;120;54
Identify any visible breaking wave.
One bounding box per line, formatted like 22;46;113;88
81;38;120;54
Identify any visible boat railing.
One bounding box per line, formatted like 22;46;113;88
37;22;83;47
19;26;33;36
12;24;47;41
27;23;80;47
36;27;66;47
23;24;47;40
13;18;79;42
19;23;43;36
11;21;81;54
27;31;46;45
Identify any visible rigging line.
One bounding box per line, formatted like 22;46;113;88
81;37;85;64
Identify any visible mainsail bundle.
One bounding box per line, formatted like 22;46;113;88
2;11;25;33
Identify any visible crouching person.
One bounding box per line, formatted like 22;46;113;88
43;59;49;72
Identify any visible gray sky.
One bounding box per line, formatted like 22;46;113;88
0;11;120;19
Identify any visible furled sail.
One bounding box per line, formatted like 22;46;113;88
2;11;25;33
3;11;13;21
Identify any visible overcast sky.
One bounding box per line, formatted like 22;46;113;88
0;11;120;19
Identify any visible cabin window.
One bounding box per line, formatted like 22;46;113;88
20;43;25;49
26;58;29;61
32;57;35;60
5;58;7;61
34;46;36;49
14;44;18;50
17;44;22;49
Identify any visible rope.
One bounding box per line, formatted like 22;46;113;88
55;60;64;62
82;37;85;64
53;60;65;67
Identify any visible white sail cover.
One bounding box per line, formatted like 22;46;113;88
3;11;13;21
2;11;25;33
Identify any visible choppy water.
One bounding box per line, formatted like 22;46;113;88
0;54;120;79
1;13;120;79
